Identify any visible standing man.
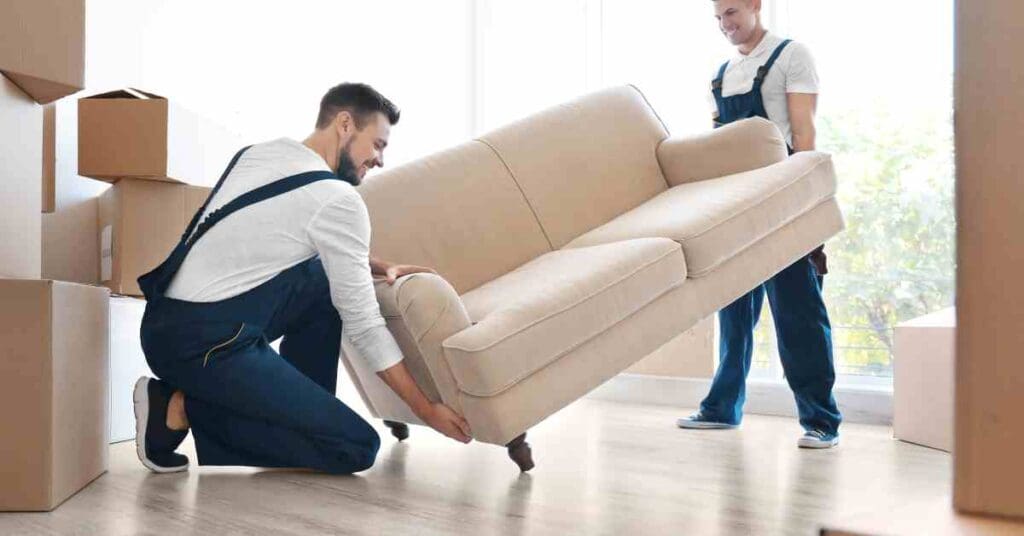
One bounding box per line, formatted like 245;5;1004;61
676;0;842;448
132;83;472;474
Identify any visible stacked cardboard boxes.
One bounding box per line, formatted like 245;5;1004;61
77;88;245;297
0;0;237;512
0;0;110;512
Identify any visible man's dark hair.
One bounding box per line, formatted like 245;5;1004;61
315;83;400;129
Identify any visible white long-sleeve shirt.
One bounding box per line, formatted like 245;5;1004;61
165;138;403;372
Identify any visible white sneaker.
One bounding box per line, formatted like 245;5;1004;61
797;429;839;449
676;411;738;430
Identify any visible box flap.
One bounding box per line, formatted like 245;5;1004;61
82;88;166;100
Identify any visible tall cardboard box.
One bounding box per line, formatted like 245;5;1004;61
109;297;152;443
97;180;211;296
0;74;43;278
893;308;955;452
0;0;85;104
956;0;1024;520
0;280;109;511
78;89;241;184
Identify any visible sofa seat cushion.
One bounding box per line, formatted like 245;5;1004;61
564;152;837;277
443;238;685;397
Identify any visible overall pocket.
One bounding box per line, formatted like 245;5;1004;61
203;322;247;367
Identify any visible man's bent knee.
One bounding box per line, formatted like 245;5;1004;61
323;429;380;474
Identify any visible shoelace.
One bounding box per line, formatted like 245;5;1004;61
807;430;826;439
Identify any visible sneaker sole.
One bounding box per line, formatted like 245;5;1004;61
676;418;738;430
797;437;840;449
133;377;189;473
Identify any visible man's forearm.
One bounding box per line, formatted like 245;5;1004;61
376;361;433;418
786;93;818;153
792;127;816;152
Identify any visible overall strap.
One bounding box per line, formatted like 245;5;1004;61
711;60;730;94
181;145;253;242
138;168;339;301
185;170;339;248
753;39;792;88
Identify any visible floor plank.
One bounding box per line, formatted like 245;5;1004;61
0;393;952;535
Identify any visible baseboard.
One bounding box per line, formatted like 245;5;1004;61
587;374;892;425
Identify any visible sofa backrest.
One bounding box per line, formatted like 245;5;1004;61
358;140;552;295
478;85;670;249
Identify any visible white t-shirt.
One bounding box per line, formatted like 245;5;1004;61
165;138;403;372
708;32;819;146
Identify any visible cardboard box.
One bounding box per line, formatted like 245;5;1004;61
42;102;56;213
893;308;955;452
109;297;151;443
42;197;99;285
956;0;1024;519
0;279;109;511
626;317;714;378
0;0;85;104
97;180;211;296
0;73;43;279
78;88;242;184
822;496;1024;535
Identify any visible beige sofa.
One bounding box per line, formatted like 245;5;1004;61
341;85;843;470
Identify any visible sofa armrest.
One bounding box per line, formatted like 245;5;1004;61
375;273;473;412
657;117;789;188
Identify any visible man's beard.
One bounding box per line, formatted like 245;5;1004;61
336;139;362;186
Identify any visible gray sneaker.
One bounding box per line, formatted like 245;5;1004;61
797;429;840;449
676;411;738;430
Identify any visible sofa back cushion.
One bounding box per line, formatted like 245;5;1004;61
358;141;552;294
478;85;670;249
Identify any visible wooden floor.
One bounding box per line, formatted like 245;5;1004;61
0;394;952;536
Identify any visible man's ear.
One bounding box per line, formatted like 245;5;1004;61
335;110;353;136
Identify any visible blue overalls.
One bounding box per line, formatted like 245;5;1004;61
701;40;842;435
137;146;381;474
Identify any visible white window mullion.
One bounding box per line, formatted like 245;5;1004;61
466;0;489;137
584;0;604;92
763;0;780;34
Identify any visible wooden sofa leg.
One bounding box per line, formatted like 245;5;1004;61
506;433;535;472
383;420;410;441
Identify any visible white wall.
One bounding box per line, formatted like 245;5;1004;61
97;0;474;167
44;0;478;283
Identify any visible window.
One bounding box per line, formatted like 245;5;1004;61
753;0;956;382
477;0;956;384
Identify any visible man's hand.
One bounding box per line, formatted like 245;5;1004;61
419;402;472;443
376;361;471;444
369;256;437;285
384;264;436;285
